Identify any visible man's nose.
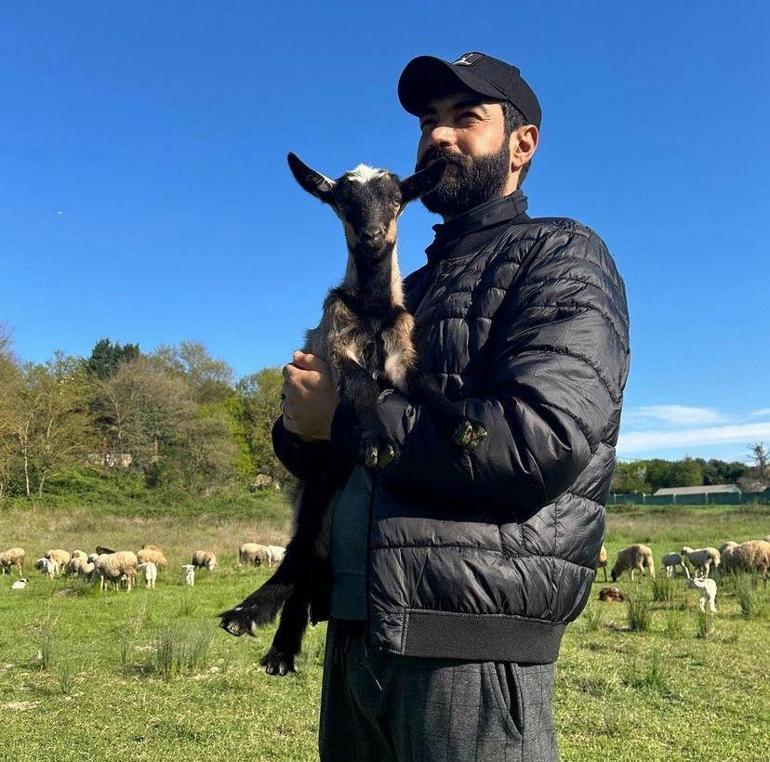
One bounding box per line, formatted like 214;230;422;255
429;124;455;146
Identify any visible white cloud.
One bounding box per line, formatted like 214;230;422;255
624;405;727;427
750;408;770;417
618;421;770;456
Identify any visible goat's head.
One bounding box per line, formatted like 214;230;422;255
288;152;446;255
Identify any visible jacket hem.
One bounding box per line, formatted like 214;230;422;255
399;609;566;664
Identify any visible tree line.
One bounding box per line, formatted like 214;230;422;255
0;329;285;498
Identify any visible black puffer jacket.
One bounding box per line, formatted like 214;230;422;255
276;204;630;664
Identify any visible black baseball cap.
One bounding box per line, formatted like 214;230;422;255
398;52;541;128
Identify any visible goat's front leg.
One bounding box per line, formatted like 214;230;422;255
406;371;488;449
260;585;311;676
337;358;398;469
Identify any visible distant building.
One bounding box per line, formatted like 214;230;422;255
653;484;740;497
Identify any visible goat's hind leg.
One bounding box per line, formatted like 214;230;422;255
261;585;311;676
408;372;488;448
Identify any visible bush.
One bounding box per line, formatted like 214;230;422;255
733;574;766;619
627;590;652;632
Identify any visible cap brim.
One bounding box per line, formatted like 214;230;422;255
398;56;508;116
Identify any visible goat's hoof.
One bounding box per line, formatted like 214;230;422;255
363;438;397;470
261;647;295;676
219;609;256;638
453;420;488;449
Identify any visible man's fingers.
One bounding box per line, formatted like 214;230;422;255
293;351;329;373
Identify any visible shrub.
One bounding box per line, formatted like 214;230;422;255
733;574;766;619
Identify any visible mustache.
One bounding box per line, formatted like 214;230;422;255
416;146;463;173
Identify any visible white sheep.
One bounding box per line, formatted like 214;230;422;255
681;546;721;578
137;546;168;568
182;564;196;587
92;551;138;592
0;547;26;576
611;544;655;581
64;550;90;577
137;561;158;589
191;550;217;571
239;543;269;567
265;545;286;567
689;576;718;614
11;577;28;590
35;557;59;579
661;552;690;579
45;549;71;573
732;540;770;581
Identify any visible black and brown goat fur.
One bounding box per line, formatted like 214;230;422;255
219;153;487;675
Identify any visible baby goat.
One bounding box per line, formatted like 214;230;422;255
219;153;487;675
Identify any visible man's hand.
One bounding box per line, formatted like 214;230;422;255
282;351;337;442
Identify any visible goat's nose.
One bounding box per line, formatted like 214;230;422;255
361;226;385;244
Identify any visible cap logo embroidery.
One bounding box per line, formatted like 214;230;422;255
453;52;484;66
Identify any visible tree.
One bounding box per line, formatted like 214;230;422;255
150;341;233;405
611;461;649;493
85;338;140;380
749;442;768;481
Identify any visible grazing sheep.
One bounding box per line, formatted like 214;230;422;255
595;544;608;582
265;545;286;567
661;552;690;579
598;586;625;603
182;564;195;587
11;577;28;590
681;546;721;578
191;550;217;571
611;544;655;582
0;547;25;576
137;561;158;589
239;543;269;567
92;551;138;592
764;535;770;543
64;550;90;577
718;542;740;574
689;577;718;614
35;557;59;579
732;540;770;581
45;549;71;573
137;547;168;568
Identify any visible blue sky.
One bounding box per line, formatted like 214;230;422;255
2;2;769;463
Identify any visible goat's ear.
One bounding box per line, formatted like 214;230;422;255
399;159;447;204
287;152;336;204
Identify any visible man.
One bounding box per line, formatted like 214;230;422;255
274;52;630;761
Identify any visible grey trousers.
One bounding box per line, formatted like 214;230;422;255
319;620;559;762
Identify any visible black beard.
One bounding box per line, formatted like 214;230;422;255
417;141;511;217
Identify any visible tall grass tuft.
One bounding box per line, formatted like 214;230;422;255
694;609;714;639
38;626;56;671
582;604;604;632
733;574;766;619
57;660;76;695
651;575;676;604
664;609;685;639
151;625;215;680
640;651;668;693
627;589;652;632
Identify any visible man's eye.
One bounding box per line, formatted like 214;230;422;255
420;118;436;130
459;111;481;123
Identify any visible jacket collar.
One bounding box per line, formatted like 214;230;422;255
425;190;529;262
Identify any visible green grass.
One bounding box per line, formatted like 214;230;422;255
0;501;768;759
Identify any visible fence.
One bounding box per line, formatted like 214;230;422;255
608;490;770;506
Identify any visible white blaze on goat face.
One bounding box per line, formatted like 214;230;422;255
346;164;388;184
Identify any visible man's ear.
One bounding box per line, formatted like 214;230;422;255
287;153;336;203
399;159;447;204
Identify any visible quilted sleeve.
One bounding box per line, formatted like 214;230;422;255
330;227;630;513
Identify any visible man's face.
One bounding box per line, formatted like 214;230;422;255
415;89;512;218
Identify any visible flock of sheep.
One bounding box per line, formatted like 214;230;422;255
595;536;770;614
0;541;285;592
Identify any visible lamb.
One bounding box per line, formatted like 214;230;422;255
45;549;71;573
64;550;90;577
35;557;59;579
191;550;217;571
689;576;718;614
137;561;157;589
92;551;138;592
137;547;168;568
239;543;269;567
595;544;608;582
661;552;690;579
11;577;28;590
220;153;481;677
681;546;721;578
611;544;655;582
598;586;625;603
182;564;196;587
265;545;286;567
0;547;25;576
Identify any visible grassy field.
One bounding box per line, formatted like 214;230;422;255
0;499;768;760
